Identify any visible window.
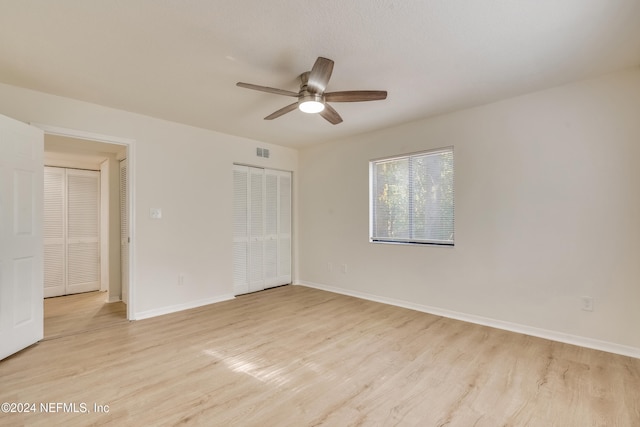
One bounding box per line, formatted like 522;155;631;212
370;147;454;246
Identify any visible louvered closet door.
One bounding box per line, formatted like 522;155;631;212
248;167;265;292
263;170;279;287
43;168;101;297
233;166;292;295
120;159;129;304
263;169;292;288
44;167;66;297
66;169;101;295
232;165;249;295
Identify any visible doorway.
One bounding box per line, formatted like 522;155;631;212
39;124;135;322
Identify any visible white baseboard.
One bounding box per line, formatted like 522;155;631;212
133;294;235;320
296;281;640;360
107;295;121;303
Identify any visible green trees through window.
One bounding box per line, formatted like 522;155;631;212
370;147;454;245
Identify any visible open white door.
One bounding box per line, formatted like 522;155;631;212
0;114;44;360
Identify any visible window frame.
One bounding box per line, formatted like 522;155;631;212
369;146;455;247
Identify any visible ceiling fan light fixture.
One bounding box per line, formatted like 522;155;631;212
236;56;386;124
298;94;325;113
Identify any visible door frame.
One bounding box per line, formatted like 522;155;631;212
33;123;136;320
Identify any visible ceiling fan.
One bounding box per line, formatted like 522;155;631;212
236;57;387;125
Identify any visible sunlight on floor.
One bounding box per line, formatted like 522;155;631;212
202;349;292;387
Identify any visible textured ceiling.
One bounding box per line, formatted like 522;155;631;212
1;1;639;148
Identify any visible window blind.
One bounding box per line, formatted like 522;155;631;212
370;147;454;245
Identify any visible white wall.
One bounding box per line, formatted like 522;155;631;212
0;82;298;318
297;68;640;356
2;68;638;356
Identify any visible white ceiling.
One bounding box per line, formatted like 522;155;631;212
1;1;639;148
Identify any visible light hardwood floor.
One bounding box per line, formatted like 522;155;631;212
1;285;638;426
43;291;127;340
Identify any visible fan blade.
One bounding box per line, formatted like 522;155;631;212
307;57;334;94
237;82;298;97
264;102;299;120
319;103;343;125
325;91;387;102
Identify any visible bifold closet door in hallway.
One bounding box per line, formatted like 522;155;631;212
233;165;292;295
120;159;129;305
44;167;101;298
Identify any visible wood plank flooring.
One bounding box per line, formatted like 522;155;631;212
1;285;639;426
43;291;127;340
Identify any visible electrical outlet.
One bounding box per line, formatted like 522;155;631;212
178;274;185;286
581;296;594;311
341;264;348;274
327;262;333;272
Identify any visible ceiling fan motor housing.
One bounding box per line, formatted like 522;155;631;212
236;57;387;124
297;71;325;113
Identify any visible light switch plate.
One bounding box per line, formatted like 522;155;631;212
150;208;162;219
